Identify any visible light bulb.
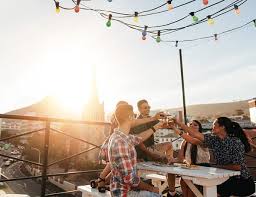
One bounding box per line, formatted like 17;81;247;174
190;12;198;22
175;41;178;47
253;20;256;27
108;0;112;2
214;34;218;41
207;15;214;25
55;1;60;14
106;20;111;27
142;26;148;40
167;0;173;11
74;5;80;13
134;12;139;23
156;31;161;43
193;16;199;22
106;14;112;27
203;0;208;5
234;5;240;15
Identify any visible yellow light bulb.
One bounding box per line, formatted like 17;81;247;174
168;4;173;10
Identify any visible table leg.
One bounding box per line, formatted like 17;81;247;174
183;179;203;197
203;185;217;197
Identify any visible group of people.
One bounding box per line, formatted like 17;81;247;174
93;99;255;197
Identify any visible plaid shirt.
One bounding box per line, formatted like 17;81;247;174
108;129;142;197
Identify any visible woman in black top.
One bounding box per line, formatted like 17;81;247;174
173;117;255;197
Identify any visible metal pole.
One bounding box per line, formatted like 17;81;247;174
179;49;187;124
41;121;50;197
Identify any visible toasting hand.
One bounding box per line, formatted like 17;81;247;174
153;112;167;120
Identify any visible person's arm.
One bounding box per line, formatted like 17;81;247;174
135;122;164;142
249;142;256;149
172;126;202;145
137;143;165;161
173;119;204;142
168;141;186;164
131;112;166;127
215;164;241;171
177;141;186;162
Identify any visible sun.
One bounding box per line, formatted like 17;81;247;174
42;64;92;117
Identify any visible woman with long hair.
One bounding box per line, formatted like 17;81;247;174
168;120;210;197
173;117;255;197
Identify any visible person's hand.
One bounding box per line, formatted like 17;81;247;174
170;117;178;124
153;121;165;130
153;112;166;120
168;157;176;164
151;186;159;194
173;127;181;136
168;120;176;129
158;155;168;163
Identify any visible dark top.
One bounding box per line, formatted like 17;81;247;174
130;115;159;160
204;134;250;179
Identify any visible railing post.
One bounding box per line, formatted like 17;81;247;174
41;121;50;197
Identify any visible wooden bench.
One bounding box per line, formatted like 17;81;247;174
146;173;168;194
77;185;111;197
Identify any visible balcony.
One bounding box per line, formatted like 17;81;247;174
0;114;256;197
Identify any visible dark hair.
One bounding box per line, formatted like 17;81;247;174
190;120;203;164
217;117;251;153
137;99;148;109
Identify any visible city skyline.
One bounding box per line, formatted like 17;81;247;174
0;0;255;115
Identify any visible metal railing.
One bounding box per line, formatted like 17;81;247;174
1;114;256;196
0;114;110;197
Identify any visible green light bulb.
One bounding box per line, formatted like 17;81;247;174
156;36;161;43
106;20;111;27
192;15;198;22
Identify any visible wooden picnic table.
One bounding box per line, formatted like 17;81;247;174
137;162;240;197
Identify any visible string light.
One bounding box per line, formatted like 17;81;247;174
106;14;112;27
214;33;218;41
134;12;139;23
74;0;81;13
142;26;148;40
156;31;161;43
55;1;60;14
234;5;240;15
207;15;214;25
203;0;208;6
190;12;198;22
54;0;252;46
167;0;173;11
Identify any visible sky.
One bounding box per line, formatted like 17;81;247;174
0;0;255;116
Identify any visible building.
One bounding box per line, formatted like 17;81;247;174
155;130;183;151
249;98;256;123
75;66;108;162
82;66;104;122
0;118;22;136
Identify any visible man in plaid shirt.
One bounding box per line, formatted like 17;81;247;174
108;104;161;197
